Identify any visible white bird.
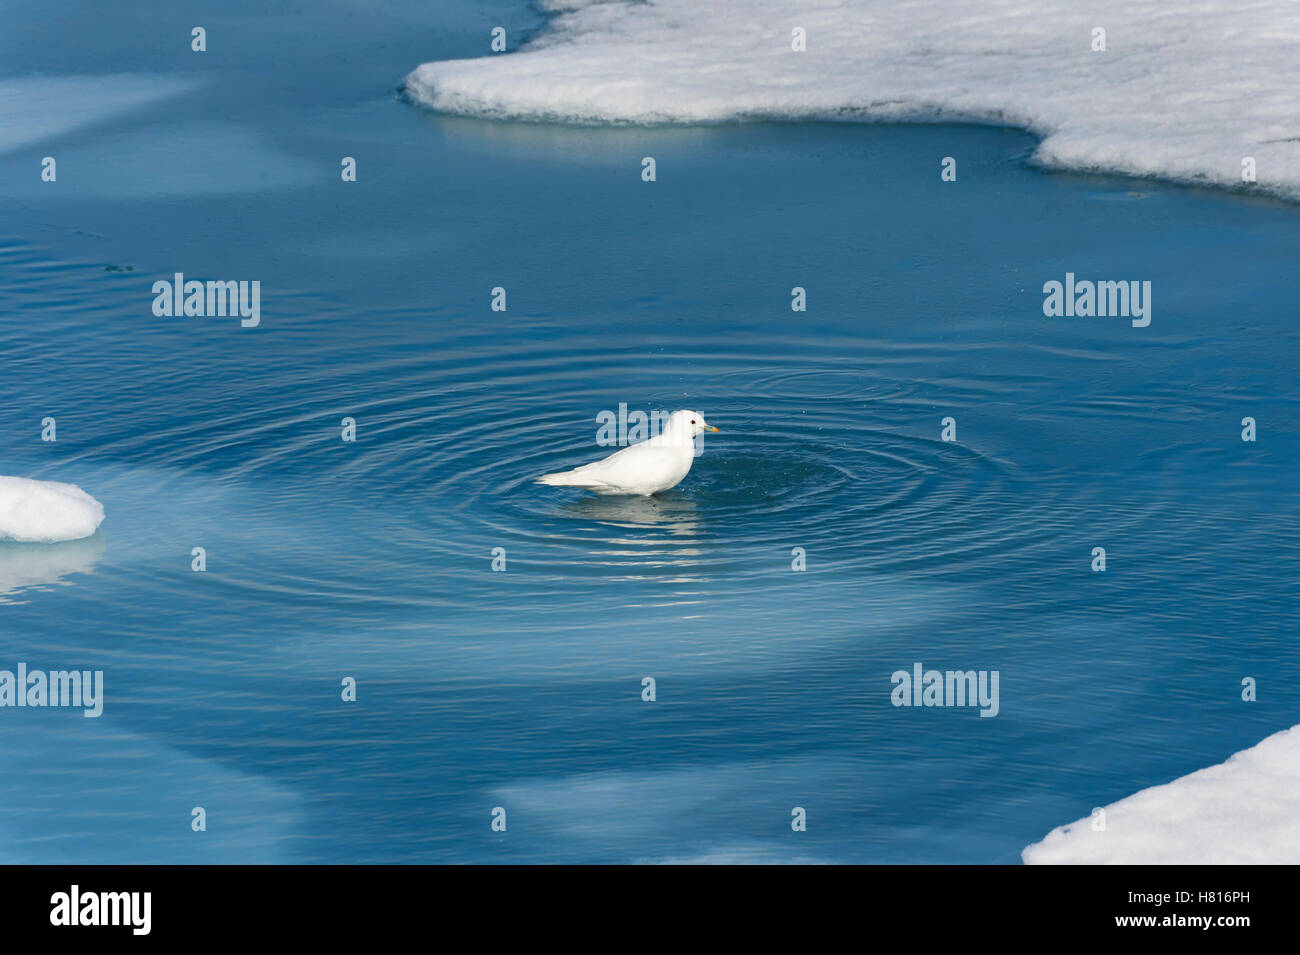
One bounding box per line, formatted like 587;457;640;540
537;409;720;495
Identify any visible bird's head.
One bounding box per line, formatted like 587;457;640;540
670;409;720;438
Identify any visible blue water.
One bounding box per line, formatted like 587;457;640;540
1;0;1297;863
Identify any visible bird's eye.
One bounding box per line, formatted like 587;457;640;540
691;419;696;424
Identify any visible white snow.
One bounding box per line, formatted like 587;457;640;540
406;0;1300;198
1024;725;1300;864
0;476;105;543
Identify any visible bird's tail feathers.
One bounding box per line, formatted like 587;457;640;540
536;468;606;488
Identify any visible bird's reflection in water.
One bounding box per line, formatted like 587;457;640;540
0;533;105;601
560;492;706;579
562;491;698;531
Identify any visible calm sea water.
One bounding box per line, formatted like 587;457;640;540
1;0;1297;863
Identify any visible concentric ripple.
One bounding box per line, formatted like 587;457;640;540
0;239;1191;621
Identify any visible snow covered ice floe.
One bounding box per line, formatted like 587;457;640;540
0;477;105;543
406;0;1300;199
1023;725;1300;864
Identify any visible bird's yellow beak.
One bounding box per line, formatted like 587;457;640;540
705;425;720;432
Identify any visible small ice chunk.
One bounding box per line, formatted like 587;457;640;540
0;476;106;543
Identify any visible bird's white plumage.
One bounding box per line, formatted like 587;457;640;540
536;409;718;495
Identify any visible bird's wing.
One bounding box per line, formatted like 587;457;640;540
570;442;677;485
